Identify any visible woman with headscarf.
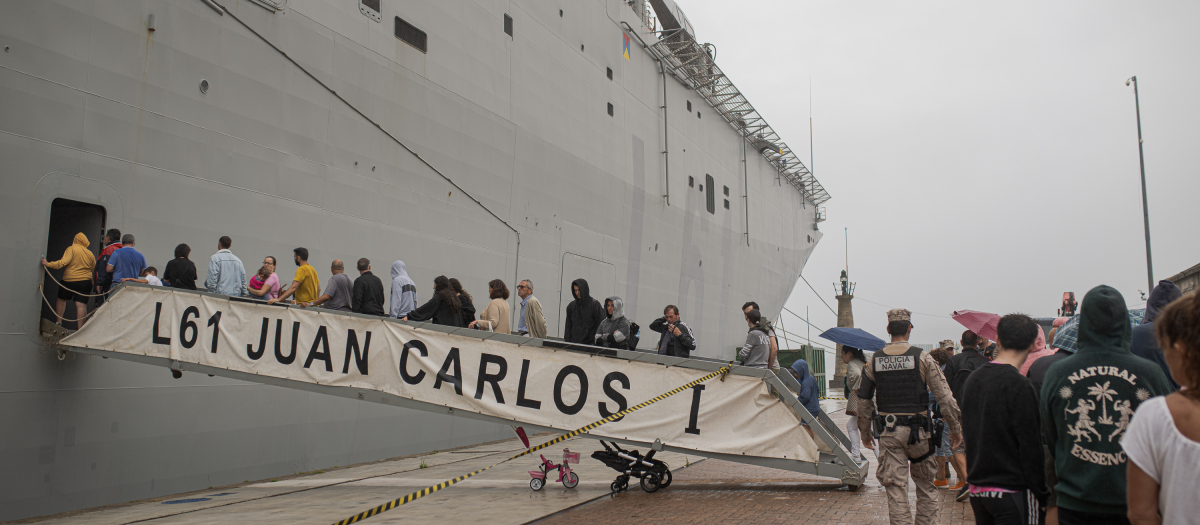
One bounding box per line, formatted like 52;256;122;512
469;279;511;333
404;275;461;327
389;260;417;319
449;278;476;326
1018;325;1054;376
594;296;631;349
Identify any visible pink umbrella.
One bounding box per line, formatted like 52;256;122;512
952;310;1000;341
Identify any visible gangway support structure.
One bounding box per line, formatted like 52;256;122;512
55;285;866;488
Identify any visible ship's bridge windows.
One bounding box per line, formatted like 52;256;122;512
723;185;729;196
705;174;715;214
395;17;427;53
607;67;613;80
607;103;613;117
359;0;381;22
688;176;694;188
724;199;730;210
687;101;692;112
504;14;513;37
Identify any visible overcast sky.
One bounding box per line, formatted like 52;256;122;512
678;0;1200;350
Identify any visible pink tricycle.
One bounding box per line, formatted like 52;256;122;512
528;449;580;491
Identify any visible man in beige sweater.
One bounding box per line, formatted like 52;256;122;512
516;279;547;338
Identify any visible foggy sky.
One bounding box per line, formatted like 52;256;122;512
680;0;1200;349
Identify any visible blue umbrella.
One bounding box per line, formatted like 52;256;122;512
819;327;887;352
1052;308;1145;354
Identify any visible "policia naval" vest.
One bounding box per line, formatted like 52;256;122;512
873;346;928;415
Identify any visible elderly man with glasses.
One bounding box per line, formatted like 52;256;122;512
515;279;547;338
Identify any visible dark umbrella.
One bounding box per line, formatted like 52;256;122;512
819;327;887;352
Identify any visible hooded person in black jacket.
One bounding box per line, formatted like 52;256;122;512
1131;279;1182;390
563;278;604;344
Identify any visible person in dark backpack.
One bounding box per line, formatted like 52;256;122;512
93;228;122;306
942;329;989;501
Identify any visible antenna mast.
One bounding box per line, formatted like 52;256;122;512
809;77;814;175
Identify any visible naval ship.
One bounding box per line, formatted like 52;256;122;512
0;0;828;519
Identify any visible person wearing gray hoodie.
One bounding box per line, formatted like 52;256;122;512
740;309;772;368
594;296;632;349
389;260;418;319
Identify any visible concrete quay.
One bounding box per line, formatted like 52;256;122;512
16;401;976;524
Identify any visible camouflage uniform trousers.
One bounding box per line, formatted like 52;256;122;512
876;425;939;525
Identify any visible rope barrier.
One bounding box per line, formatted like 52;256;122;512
38;265;108;322
40;264;109;297
331;365;732;525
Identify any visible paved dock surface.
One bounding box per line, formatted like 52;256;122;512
21;401;977;524
20;434;694;525
535;404;976;525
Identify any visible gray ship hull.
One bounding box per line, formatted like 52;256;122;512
0;0;822;519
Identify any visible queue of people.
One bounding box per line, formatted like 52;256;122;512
52;236;711;354
850;283;1198;525
47;235;810;375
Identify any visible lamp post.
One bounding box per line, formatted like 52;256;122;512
1127;76;1153;292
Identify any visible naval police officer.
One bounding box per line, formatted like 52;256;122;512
857;309;962;525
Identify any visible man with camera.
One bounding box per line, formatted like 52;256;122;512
650;305;696;358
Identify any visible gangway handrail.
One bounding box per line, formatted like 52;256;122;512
55;284;865;487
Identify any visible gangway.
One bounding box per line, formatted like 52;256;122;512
54;285;865;488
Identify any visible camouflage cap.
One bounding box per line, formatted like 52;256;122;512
938;339;955;350
887;308;912;323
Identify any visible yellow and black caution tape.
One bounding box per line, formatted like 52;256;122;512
331;365;732;525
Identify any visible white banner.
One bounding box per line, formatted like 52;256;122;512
63;286;818;462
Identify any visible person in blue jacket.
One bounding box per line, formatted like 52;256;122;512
790;359;822;439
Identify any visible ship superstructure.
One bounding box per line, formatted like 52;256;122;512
0;0;826;518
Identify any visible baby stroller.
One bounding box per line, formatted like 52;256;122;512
590;441;672;493
528;448;580;491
